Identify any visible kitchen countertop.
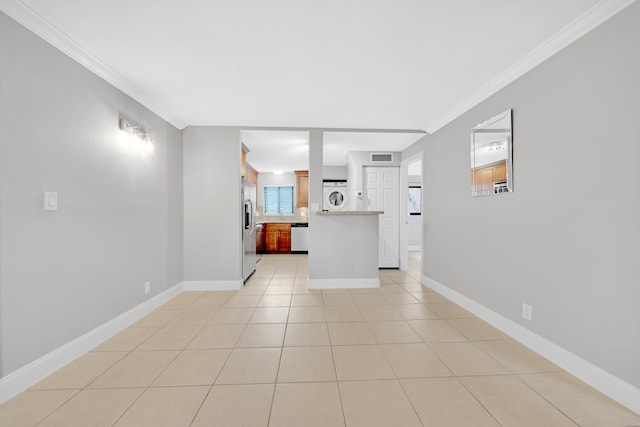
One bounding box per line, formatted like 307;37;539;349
257;220;308;224
315;211;383;215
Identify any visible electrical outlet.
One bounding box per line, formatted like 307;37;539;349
522;303;533;321
144;281;151;295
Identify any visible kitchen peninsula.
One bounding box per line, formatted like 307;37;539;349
307;210;383;289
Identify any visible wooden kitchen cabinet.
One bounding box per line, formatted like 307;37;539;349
241;143;258;185
495;162;507;182
279;228;291;252
241;144;248;178
264;223;291;253
265;228;278;252
246;163;258;185
471;160;507;195
256;224;264;253
479;168;494;195
295;170;309;208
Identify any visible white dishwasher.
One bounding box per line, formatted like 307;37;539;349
290;223;308;253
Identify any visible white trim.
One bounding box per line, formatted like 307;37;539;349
425;0;638;134
307;278;380;289
0;281;184;403
399;162;409;271
400;151;423;273
0;0;187;130
182;280;243;291
422;274;640;416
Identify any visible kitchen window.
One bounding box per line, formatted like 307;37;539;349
264;186;294;215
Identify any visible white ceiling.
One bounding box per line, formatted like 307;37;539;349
471;109;511;167
241;130;425;172
2;0;628;134
323;132;425;166
242;130;309;173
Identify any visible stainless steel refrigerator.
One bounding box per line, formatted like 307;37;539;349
242;178;257;282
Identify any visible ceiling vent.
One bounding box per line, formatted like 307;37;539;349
370;153;393;163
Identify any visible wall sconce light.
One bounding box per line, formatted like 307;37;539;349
487;141;506;152
119;117;155;155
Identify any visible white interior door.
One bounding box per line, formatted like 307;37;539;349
365;166;399;268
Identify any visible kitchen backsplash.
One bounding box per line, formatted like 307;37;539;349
256;206;308;223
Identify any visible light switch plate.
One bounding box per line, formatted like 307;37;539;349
43;192;58;211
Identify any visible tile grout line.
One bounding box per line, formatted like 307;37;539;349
374;330;427;427
135;293;230;426
185;384;215;427
265;270;292;427
30;389;82;427
113;293;222;427
189;267;275;426
327;326;349;427
185;321;240;427
395;380;427;427
33;300;196;426
512;373;582;427
107;294;212;427
456;375;511;427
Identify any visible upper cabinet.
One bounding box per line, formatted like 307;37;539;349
246;163;258;185
471;160;506;195
295;170;309;207
242;143;258;185
241;143;248;177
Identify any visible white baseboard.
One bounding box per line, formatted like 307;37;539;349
307;277;380;289
0;281;184;403
422;274;640;416
182;280;243;291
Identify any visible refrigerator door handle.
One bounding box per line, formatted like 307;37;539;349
246;199;254;234
244;201;250;230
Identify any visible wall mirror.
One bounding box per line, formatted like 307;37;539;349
471;109;513;196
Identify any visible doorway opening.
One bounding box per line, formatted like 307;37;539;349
400;154;422;273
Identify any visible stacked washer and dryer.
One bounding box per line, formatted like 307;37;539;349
322;180;348;211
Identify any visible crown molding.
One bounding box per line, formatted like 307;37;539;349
0;0;187;130
425;0;638;134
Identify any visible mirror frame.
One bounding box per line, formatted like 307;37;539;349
470;109;513;197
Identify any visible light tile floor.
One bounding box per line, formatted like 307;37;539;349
1;253;639;426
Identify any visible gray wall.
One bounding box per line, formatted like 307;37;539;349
422;3;640;388
183;127;242;282
346;151;401;210
0;12;183;376
307;130;324;278
309;215;380;281
401;138;426;162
